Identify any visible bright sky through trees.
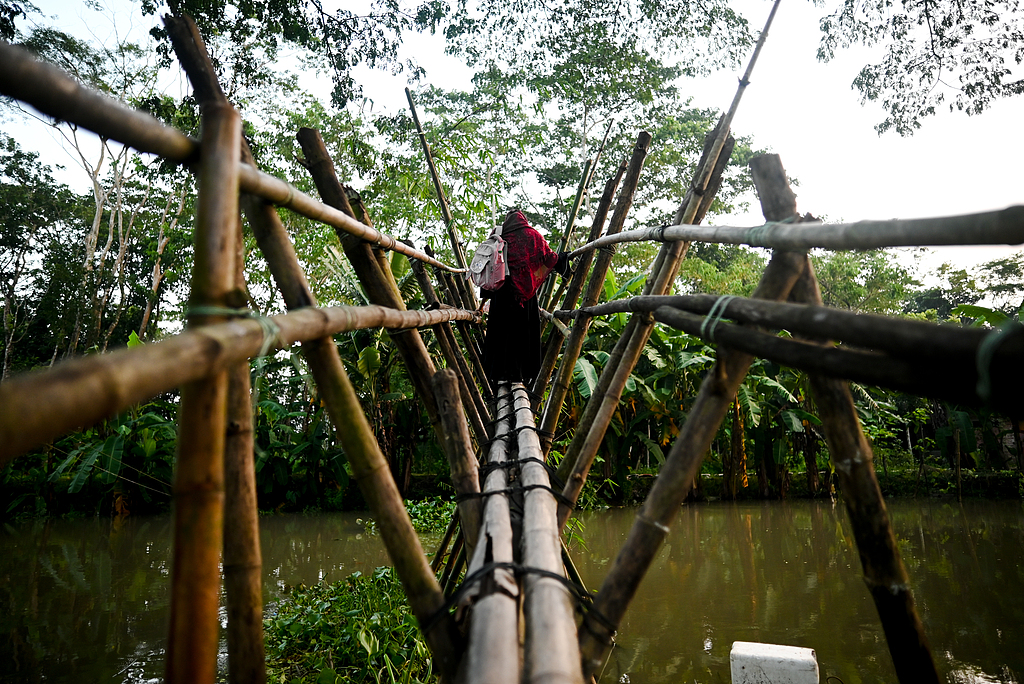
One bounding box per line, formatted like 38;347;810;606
17;0;1024;276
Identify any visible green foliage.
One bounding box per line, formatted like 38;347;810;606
264;566;435;684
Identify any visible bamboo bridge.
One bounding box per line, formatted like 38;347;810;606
0;6;1022;684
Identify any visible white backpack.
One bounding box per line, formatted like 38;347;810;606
468;224;507;291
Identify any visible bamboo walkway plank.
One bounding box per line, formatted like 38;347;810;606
462;386;519;684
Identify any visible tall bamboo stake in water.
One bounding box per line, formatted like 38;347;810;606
166;102;240;684
750;154;939;683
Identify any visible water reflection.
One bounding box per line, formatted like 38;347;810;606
570;501;1024;683
1;501;1021;683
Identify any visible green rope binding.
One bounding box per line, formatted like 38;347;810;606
975;320;1022;403
699;295;737;344
187;305;284;362
744;214;798;247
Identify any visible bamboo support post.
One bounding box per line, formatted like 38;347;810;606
577;246;808;679
431;515;460;574
539;158;592;310
405;88;479;309
751;154;939;683
161;20;265;682
531;161;627;408
556;0;782;488
0;40;464;274
511;384;584;684
166;102;240;684
296;128;448;440
553;127;736;510
538;138;651;458
223;218;265;684
462;387;519;684
407;241;491;440
432;369;483;560
163;17;462;677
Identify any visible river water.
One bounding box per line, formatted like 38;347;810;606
1;500;1021;683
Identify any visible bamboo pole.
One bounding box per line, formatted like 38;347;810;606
555;1;783;498
750;154;939;683
166;102;240;684
539;158;593;310
223;217;266;684
648;306;1023;414
431;515;460;574
512;384;583;684
406;241;491;441
462;387;518;684
432;369;483;560
0;303;481;465
569;205;1024;256
537;137;650;459
531;162;627;409
0;40;465;274
577;247;808;679
296;128;450;444
572;293;1009;357
161;20;265;682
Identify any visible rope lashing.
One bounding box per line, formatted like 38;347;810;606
699;295;737;344
975;320;1023;403
420;560;613;638
187;305;283;361
743;214;798;247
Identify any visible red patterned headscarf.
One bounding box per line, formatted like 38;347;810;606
500;211;560;302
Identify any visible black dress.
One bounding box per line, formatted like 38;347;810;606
483;283;543;386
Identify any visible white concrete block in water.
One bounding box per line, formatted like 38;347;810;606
730;641;819;684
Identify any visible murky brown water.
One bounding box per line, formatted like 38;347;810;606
1;500;1021;683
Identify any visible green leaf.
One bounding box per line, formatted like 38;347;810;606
638;435;666;465
574;357;598;399
69;443;102;493
952;304;1009;327
738;385;761;428
127;330;143;347
316;667;338;684
358;346;381;379
779;409;805;433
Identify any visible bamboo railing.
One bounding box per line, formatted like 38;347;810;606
2;8;1020;684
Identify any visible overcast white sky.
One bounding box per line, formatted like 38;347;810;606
16;0;1024;277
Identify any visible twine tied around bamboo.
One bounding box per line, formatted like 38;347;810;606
975;320;1023;403
744;213;798;247
699;295;737;343
187;305;284;365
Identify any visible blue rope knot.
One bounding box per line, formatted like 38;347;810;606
975;320;1022;403
699;295;737;344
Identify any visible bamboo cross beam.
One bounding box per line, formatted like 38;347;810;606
531;161;627;409
166;102;240;684
511;384;584;684
0;304;482;465
462;386;518;684
650;304;1024;414
539;308;570;337
568;205;1024;257
568;293;1018;363
0;40;465;274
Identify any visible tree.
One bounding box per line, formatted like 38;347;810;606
818;0;1024;135
811;249;918;314
0;135;84;377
